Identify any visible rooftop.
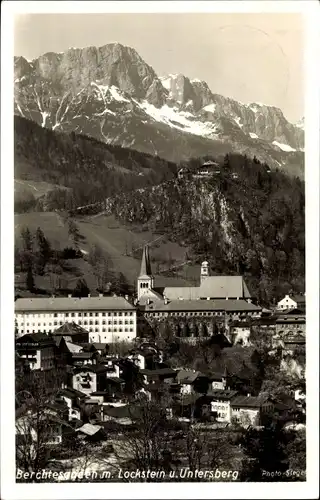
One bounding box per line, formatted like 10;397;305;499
140;367;177;378
59;387;88;400
15;296;135;312
177;369;202;384
207;389;238;401
145;298;260;313
231;395;269;408
53;322;89;336
16;333;55;348
77;423;103;436
73;364;109;374
92;343;109;350
163;275;252;301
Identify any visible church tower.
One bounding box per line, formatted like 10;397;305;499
200;260;209;284
137;245;154;300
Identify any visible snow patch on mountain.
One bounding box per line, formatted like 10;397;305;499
272;141;296;152
40;111;49;128
138;101;219;138
234;116;243;128
203;103;216;114
109;86;130;103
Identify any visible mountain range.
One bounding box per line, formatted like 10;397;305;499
14;42;304;177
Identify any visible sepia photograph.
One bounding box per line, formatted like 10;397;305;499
1;1;319;499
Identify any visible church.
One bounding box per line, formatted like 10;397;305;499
136;246;261;320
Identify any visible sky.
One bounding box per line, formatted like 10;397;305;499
14;13;304;123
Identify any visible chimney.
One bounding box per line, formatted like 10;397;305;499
125;294;129;301
99;293;103;298
207;297;210;300
247;393;251;397
164;298;168;305
225;296;228;301
88;294;91;298
147;298;150;305
68;294;72;298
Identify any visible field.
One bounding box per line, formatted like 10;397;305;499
15;211;199;295
14;179;69;200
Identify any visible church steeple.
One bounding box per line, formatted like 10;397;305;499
139;245;152;277
137;245;154;300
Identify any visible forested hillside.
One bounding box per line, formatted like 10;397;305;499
107;154;305;304
14;116;177;212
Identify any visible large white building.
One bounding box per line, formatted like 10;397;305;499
15;295;137;343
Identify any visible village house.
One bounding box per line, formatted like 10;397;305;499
16;407;74;449
140;367;177;386
276;294;306;311
207;389;238;423
273;309;306;350
15;333;56;371
210;369;228;390
71;351;99;367
228;321;251;346
76;423;106;442
52;321;89;344
176;369;213;395
193;160;221;178
57;387;88;422
15;295;137;343
230;394;273;426
72;364;109;396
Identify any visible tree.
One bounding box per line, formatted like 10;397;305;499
35;227;52;275
239;415;297;481
21;227;33;252
15;371;68;480
88;244;110;290
73;278;90;298
20;227;34;271
68;220;81;247
181;427;233;481
26;267;35;292
112;398;178;480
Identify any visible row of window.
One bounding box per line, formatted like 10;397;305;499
21;327;135;334
23;319;135;327
147;311;225;317
17;311;134;318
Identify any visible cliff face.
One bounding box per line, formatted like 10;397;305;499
103;155;304;303
14;43;304;177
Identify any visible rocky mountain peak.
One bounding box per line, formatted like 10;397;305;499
14;42;304;177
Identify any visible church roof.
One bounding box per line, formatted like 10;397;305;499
163;276;251;301
139;245;152;277
199;276;251;298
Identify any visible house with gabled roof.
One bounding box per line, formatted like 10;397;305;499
15;333;56;371
230;394;273;426
277;294;306;311
72;364;109;396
